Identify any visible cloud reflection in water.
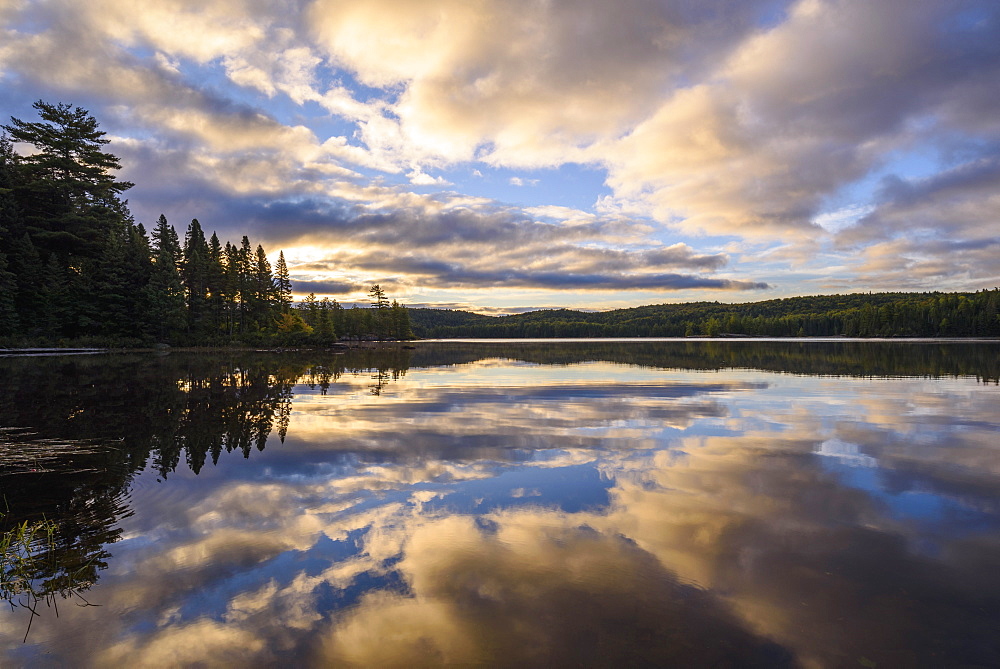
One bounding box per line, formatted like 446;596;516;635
1;346;998;667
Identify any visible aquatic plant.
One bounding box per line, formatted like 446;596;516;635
1;514;97;642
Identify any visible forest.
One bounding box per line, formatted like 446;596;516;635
3;102;998;346
410;290;1000;339
0;101;411;347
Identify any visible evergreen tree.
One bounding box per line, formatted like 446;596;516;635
368;284;389;309
329;298;345;337
0;138;23;335
238;236;253;331
146;214;185;342
205;232;226;338
8;233;45;334
252;244;274;329
390;299;412;340
274;251;292;314
0;248;18;336
369;284;390;339
317;297;336;342
91;226;131;336
2;101;133;262
39;255;71;338
182;219;210;334
223;241;242;335
302;292;318;326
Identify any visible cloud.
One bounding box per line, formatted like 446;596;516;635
829;155;1000;289
605;0;1000;237
307;0;781;169
508;176;539;187
143;190;763;298
318;513;792;666
2;0;999;303
7;355;998;666
406;168;451;186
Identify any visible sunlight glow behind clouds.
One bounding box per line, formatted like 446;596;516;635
1;0;998;307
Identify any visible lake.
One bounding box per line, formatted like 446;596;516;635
1;341;998;667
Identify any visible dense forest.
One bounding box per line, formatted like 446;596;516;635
0;101;411;347
410;290;1000;339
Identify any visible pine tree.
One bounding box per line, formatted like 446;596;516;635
274;251;292;314
369;284;390;339
146;214;186;342
317;297;336;342
0;249;18;336
0;138;23;336
8;233;45;334
252;244;274;330
223;242;242;335
390;299;412;340
238;236;253;332
205;232;226;337
39;255;71;338
92;226;131;336
302;292;318;326
182;219;210;334
3;101;133;261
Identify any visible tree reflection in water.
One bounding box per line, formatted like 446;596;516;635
0;348;412;625
0;340;996;663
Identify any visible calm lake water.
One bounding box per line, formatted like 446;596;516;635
1;341;998;667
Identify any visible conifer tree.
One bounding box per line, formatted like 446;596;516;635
0;249;18;336
182;219;211;334
317;297;336;341
92;226;131;336
8;233;45;334
206;232;226;336
2;101;133;261
302;292;318;326
146;214;185;342
223;241;242;335
39;255;71;337
0;139;22;335
369;284;390;339
252;244;274;329
274;251;292;314
238;236;253;331
390;299;412;340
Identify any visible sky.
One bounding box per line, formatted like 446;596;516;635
1;0;998;312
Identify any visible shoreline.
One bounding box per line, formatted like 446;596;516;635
2;336;998;356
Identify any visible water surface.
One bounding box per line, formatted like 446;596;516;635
1;341;998;667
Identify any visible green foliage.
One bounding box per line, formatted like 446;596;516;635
0;102;421;347
274;251;292;314
1;513;97;641
409;290;1000;340
2;101;133;262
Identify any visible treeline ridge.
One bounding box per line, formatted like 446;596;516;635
409;290;1000;339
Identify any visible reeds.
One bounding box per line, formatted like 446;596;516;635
1;514;98;642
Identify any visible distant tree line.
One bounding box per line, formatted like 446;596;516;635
409;291;1000;339
0;101;411;346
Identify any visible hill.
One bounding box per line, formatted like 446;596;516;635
409;291;1000;339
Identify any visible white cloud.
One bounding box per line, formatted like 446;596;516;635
407;169;452;186
509;176;539;187
2;0;998;300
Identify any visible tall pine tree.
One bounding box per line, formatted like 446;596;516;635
274;251;292;314
146;214;186;342
2;101;133;262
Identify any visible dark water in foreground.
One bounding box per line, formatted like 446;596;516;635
1;341;998;667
